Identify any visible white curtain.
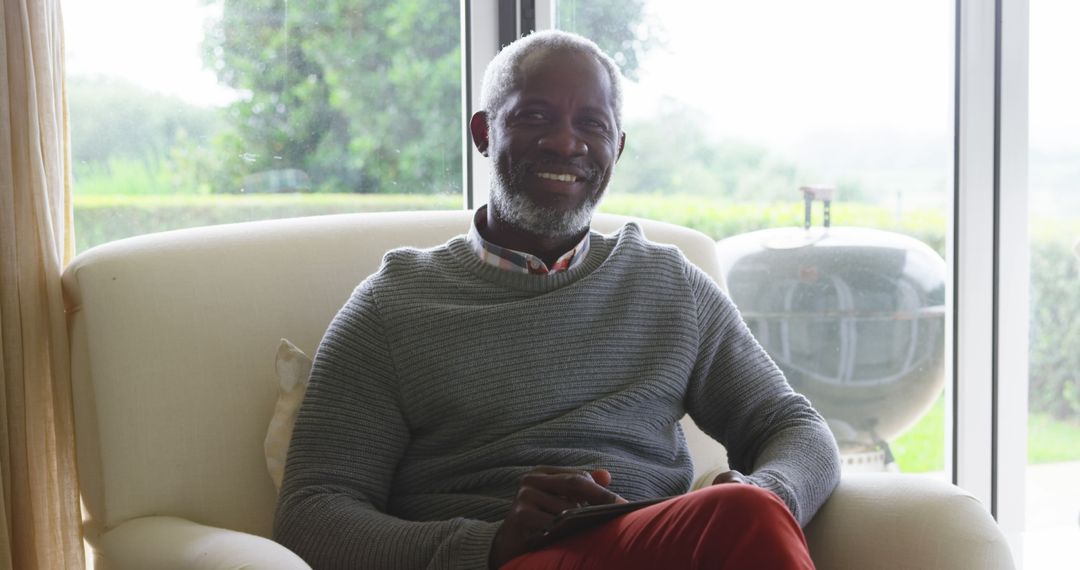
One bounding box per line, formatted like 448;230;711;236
0;0;85;568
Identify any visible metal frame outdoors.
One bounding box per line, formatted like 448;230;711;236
953;0;1028;551
461;2;499;209
995;0;1029;556
952;0;997;514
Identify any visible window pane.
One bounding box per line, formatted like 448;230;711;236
1025;1;1080;566
66;0;463;253
557;0;952;475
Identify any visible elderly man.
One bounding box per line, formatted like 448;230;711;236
274;30;840;569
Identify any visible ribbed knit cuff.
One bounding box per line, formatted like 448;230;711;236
745;470;802;525
450;520;502;570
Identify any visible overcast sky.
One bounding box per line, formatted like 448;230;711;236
64;0;1077;151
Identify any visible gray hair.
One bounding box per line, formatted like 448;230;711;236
479;29;624;130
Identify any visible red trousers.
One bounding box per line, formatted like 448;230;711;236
501;484;814;570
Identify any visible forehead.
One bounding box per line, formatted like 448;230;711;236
508;48;615;111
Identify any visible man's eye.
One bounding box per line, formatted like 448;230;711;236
519;111;546;121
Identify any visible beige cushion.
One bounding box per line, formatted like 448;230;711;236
100;516;310;570
265;340;312;492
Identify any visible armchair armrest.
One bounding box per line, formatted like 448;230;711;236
99;516;310;570
805;474;1015;570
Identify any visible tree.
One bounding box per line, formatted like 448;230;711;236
297;0;463;194
201;0;652;194
203;0;347;192
556;0;658;82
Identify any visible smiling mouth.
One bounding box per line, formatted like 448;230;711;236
536;172;580;183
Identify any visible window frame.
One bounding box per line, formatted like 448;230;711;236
951;0;1028;549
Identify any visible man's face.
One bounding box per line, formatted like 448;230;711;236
481;49;624;239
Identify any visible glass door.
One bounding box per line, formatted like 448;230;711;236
1022;0;1080;566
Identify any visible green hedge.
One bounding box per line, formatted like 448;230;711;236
1028;223;1080;420
73;193;1079;422
72;193;460;253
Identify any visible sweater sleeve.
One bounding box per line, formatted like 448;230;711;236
682;263;841;527
273;281;499;570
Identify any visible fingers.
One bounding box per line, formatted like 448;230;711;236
491;466;626;566
588;470;628;501
522;469;624;507
514;485;582;518
528;466;615;491
506;502;557;536
589;469;612;487
530;466;599;480
491;506;552;568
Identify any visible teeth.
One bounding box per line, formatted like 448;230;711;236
537;172;578;182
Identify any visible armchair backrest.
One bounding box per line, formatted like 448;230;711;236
63;210;729;540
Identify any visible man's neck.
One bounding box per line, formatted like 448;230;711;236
483;208;589;268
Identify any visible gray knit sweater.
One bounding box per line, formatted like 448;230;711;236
274;223;840;569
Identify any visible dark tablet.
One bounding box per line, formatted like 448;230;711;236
536;496;674;546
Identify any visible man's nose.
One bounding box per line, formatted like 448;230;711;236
536;122;587;157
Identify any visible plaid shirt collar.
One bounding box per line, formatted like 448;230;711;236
466;206;591;275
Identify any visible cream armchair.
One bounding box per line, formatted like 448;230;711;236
63;210;1014;569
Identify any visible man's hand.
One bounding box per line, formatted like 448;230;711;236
490;467;626;569
711;469;750;485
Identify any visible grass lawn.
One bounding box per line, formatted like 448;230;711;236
1029;412;1080;464
891;394;946;472
891;393;1080;472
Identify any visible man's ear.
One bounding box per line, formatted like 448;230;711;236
616;131;626;162
470;111;490;156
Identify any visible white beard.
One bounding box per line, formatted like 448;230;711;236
488;170;601;240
